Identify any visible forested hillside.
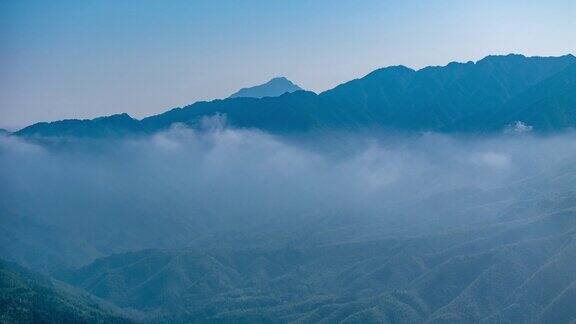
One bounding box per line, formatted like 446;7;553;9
0;260;134;323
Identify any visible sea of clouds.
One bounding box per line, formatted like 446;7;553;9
2;121;576;269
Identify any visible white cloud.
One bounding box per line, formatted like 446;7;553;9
505;121;533;134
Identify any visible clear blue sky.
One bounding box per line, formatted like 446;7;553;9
1;0;575;129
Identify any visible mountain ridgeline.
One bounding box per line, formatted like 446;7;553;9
228;76;303;99
15;54;576;137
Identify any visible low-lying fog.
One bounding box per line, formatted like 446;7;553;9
2;119;576;271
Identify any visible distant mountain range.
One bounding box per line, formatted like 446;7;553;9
228;76;303;99
15;54;576;137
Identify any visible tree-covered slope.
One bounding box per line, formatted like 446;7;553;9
55;163;576;323
59;209;576;323
0;259;134;323
494;62;576;132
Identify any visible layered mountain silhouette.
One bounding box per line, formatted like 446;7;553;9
228;76;304;99
15;54;576;137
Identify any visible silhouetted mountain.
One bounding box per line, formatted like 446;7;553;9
492;62;576;132
323;54;576;131
0;259;133;323
15;54;576;137
17;113;142;138
229;76;304;99
0;129;9;136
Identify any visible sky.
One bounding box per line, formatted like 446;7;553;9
1;0;575;130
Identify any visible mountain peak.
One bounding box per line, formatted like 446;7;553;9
270;76;290;82
363;65;415;78
93;112;135;122
229;77;304;99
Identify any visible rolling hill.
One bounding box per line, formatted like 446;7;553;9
52;159;576;323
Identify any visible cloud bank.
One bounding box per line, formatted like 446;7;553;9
1;125;576;270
